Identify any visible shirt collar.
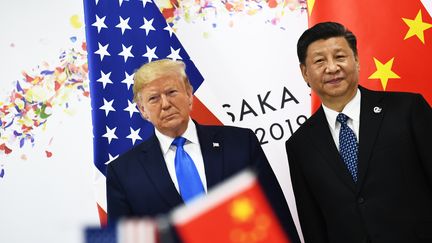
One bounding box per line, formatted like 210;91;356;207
322;88;361;130
155;118;199;155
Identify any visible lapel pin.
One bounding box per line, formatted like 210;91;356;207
213;142;220;148
373;106;382;114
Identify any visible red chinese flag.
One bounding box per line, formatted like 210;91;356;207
307;0;432;111
171;170;290;243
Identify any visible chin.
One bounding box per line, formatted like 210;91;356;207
328;83;350;93
165;119;187;130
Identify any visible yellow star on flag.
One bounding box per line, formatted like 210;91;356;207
402;9;432;44
368;57;401;90
307;0;316;16
230;198;255;222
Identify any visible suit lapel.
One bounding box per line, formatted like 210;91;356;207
139;135;183;206
309;107;357;192
357;87;386;189
195;123;224;189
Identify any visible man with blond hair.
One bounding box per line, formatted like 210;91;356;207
106;59;300;242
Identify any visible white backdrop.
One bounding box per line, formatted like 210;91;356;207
0;1;99;243
0;0;310;242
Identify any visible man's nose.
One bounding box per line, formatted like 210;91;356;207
325;59;339;73
161;95;171;109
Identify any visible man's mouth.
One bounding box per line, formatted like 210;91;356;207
163;113;177;120
325;77;344;84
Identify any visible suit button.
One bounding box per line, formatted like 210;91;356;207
357;197;365;204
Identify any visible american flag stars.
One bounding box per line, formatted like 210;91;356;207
105;154;119;165
103;126;118;144
143;45;158;62
121;72;134;90
100;98;116;116
140;18;156;36
92;15;107;33
124;100;140;118
140;0;152;8
118;44;134;62
116;16;132;35
126;127;142;145
94;43;110;61
164;24;174;37
167;47;182;61
96;71;113;89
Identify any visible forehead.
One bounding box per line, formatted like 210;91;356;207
141;75;184;92
307;37;352;57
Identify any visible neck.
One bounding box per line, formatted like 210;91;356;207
322;88;357;112
323;101;347;112
162;127;187;138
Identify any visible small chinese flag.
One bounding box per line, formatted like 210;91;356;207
171;170;290;243
307;0;432;111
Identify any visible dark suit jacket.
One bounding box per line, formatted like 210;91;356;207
107;123;300;243
286;86;432;243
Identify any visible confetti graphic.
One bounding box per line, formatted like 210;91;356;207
0;37;89;178
157;0;306;31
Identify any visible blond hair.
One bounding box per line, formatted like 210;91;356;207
133;59;192;104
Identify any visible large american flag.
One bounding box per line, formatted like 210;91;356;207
83;0;204;225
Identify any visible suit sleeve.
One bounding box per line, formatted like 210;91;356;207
106;162;132;226
286;139;329;243
246;129;301;243
410;94;432;185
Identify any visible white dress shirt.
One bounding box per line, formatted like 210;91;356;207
155;118;207;193
322;88;361;150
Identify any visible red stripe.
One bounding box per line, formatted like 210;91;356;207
191;96;223;126
97;203;108;227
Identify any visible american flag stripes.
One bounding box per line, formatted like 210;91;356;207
83;0;204;224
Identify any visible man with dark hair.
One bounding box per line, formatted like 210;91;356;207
297;22;358;65
286;22;432;243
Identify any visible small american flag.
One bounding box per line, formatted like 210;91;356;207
83;0;204;225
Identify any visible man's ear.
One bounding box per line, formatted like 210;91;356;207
138;104;149;120
355;55;360;72
186;84;193;106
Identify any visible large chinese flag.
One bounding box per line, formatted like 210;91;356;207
307;0;432;111
171;170;290;243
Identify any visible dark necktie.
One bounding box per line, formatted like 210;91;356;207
172;137;205;202
337;113;359;182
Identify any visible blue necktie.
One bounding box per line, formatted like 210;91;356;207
172;137;205;202
337;113;359;182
